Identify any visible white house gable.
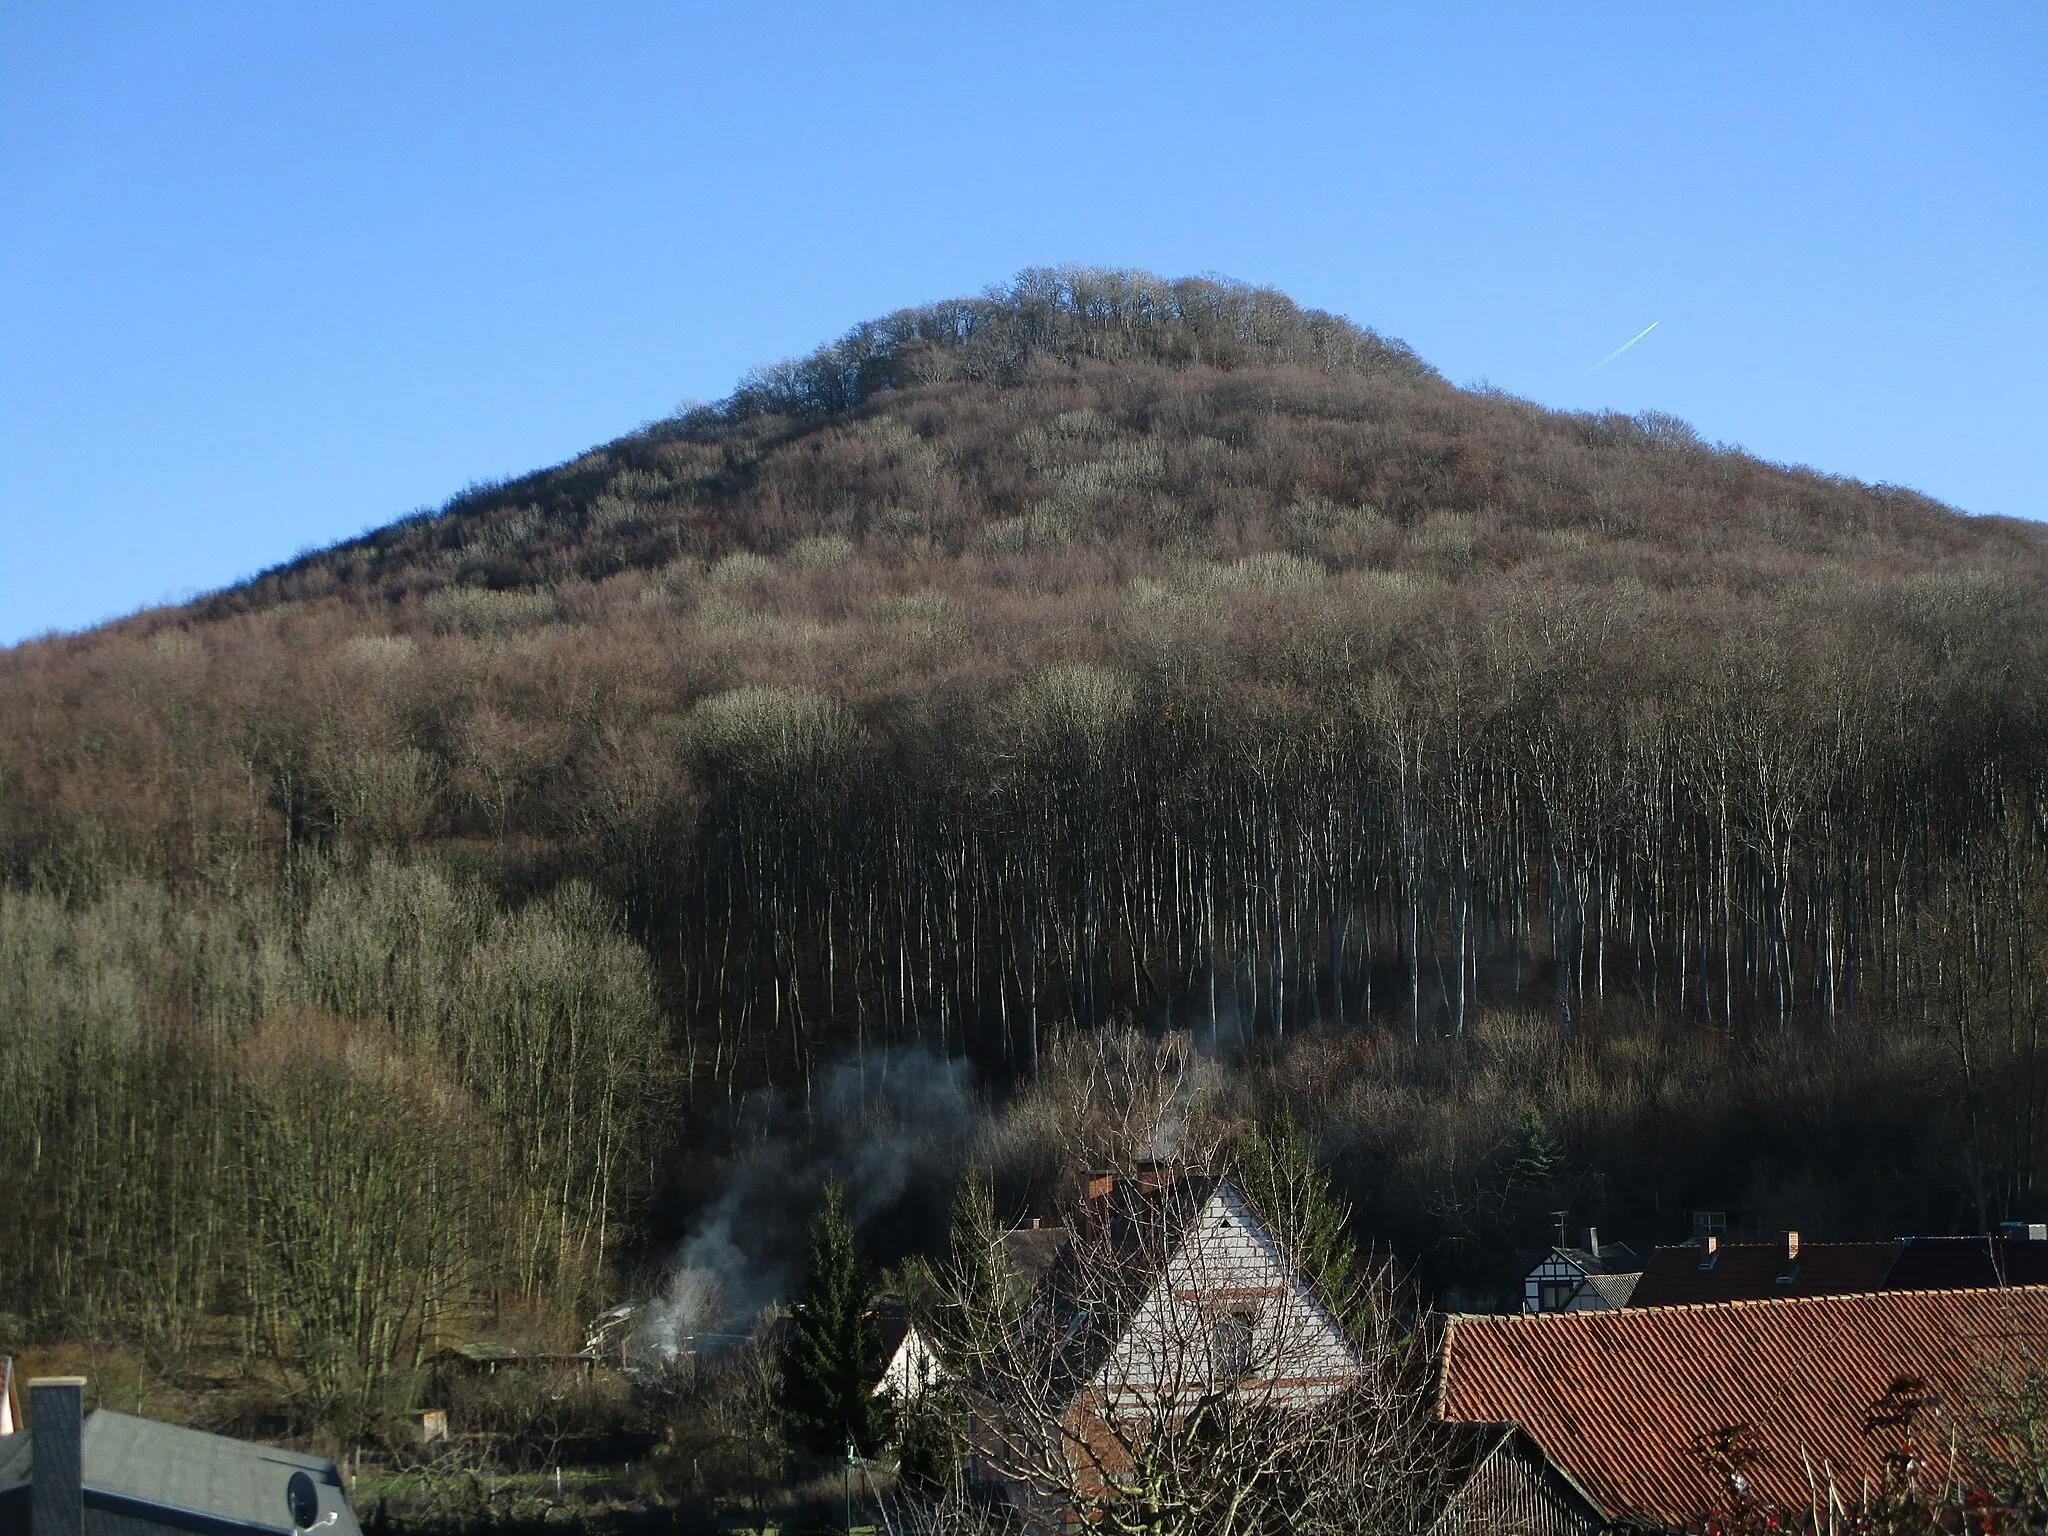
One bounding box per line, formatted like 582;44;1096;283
1091;1182;1360;1410
1524;1251;1595;1313
875;1321;943;1399
1522;1237;1640;1313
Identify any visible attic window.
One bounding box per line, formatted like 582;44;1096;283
1212;1305;1257;1383
1537;1281;1580;1312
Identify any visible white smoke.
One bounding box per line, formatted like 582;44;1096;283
630;1044;981;1362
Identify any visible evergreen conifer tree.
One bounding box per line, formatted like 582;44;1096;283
1509;1107;1565;1191
1236;1108;1364;1328
779;1180;886;1456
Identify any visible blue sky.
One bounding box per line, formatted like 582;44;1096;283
2;3;2043;646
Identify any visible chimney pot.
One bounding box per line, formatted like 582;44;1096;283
29;1377;87;1536
1705;1235;1719;1255
1783;1230;1801;1264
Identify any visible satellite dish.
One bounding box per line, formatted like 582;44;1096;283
286;1471;321;1529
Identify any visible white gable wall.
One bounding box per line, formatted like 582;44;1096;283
1523;1251;1633;1313
1091;1183;1361;1413
1524;1253;1590;1313
876;1324;943;1399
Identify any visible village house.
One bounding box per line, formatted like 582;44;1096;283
1432;1286;2048;1534
1521;1227;1641;1313
425;1339;599;1387
867;1217;1079;1408
871;1300;945;1402
970;1168;1363;1524
0;1376;362;1536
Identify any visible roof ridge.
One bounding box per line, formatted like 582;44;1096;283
1444;1279;2048;1323
1645;1237;1901;1249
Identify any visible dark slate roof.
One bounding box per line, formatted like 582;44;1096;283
1628;1235;2048;1308
0;1408;360;1536
1023;1172;1223;1405
998;1223;1074;1286
1553;1242;1639;1277
1887;1236;2048;1290
1579;1271;1641;1308
871;1296;913;1362
1627;1240;1899;1307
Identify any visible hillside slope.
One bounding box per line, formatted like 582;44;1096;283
9;270;2044;923
5;268;2048;1361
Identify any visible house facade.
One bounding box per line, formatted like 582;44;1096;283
1429;1424;1604;1536
1522;1229;1640;1313
1082;1178;1361;1412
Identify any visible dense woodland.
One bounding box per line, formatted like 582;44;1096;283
5;270;2048;1438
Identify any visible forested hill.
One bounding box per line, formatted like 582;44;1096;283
6;269;2048;1364
12;266;2046;938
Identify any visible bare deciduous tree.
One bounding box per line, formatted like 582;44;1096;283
919;1162;1450;1536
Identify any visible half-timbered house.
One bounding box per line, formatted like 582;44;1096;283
1521;1228;1640;1313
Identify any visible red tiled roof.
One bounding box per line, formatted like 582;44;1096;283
1628;1241;1900;1307
1438;1287;2048;1528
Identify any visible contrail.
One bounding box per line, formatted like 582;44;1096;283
1589;321;1660;372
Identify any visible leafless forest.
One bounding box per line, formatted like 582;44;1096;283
5;270;2048;1415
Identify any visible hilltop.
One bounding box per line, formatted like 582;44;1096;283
9;269;2043;916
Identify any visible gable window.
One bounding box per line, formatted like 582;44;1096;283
1211;1304;1258;1382
1537;1281;1581;1312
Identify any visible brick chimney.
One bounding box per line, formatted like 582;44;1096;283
1081;1171;1116;1236
1782;1230;1801;1264
30;1377;86;1536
